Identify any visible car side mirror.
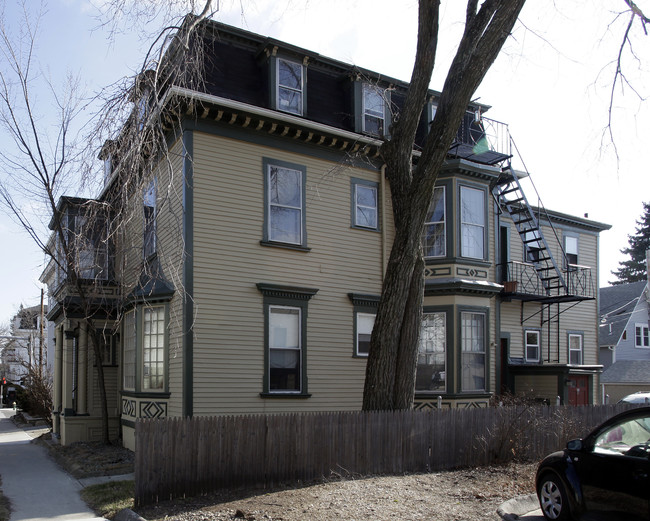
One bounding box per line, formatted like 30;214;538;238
567;439;583;451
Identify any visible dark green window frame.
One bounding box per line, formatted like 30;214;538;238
121;302;170;395
458;183;488;261
350;178;380;231
457;306;489;393
416;306;452;393
348;293;380;357
258;283;318;397
261;157;309;251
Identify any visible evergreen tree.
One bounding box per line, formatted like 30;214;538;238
610;202;650;284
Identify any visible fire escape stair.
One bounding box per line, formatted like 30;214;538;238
492;169;568;297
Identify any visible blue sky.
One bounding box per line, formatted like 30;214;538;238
0;0;648;322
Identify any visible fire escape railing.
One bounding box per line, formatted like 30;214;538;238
500;261;595;300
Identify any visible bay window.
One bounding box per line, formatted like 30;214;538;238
460;186;485;259
416;312;446;392
423;186;446;258
460;311;486;392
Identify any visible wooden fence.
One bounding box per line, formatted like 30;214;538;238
134;404;630;506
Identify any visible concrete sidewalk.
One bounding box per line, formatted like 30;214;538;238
0;407;108;521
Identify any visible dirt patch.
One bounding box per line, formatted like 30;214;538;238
136;462;537;521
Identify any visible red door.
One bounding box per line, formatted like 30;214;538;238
568;375;589;405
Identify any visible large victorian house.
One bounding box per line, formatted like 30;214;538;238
40;19;610;449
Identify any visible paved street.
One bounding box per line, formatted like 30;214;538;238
0;408;106;521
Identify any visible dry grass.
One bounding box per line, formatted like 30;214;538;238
81;480;135;519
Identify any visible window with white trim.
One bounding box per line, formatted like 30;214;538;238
525;330;541;362
564;235;578;268
269;306;302;392
355;312;375;356
265;161;305;246
423;186;446;258
569;333;583;364
352;180;378;230
276;59;304;115
416;312;446;392
635;324;650;348
123;310;136;391
460;311;486;391
523;228;542;263
460;186;485;259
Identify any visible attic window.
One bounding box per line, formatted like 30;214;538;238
355;82;390;137
137;88;151;130
276;58;304;115
362;84;385;135
103;155;112;182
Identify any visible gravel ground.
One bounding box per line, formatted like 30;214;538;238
137;462;537;521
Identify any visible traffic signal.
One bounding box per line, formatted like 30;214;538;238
2;378;5;385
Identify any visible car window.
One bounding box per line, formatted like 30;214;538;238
594;417;650;458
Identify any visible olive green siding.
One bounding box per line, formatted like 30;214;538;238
189;131;390;414
514;374;558;401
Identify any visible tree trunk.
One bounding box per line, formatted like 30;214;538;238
362;0;526;411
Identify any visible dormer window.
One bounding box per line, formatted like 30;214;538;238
362;83;385;135
355;82;390;137
103;155;112;182
137;88;151;130
276;58;304;116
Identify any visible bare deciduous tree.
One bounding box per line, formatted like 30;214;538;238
0;0;115;441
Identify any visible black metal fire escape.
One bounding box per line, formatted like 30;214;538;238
492;168;568;298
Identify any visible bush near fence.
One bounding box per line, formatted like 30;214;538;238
134;404;632;506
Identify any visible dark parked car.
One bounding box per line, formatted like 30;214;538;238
536;406;650;520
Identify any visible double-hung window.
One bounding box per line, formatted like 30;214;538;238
143;305;165;390
416;312;446;392
362;83;385;136
123;310;136;391
525;330;541;362
523;228;542;263
269;306;302;392
568;333;583;364
460;186;485;259
351;179;378;230
264;159;306;247
423;186;446;258
258;283;318;396
635;324;650;348
122;304;168;394
564;235;579;268
143;179;156;258
355;312;375;356
460;311;486;392
276;59;304;115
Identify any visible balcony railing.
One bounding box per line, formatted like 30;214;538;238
448;114;512;166
500;261;595;301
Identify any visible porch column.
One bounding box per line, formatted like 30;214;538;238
52;325;63;435
61;321;74;413
77;322;88;415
